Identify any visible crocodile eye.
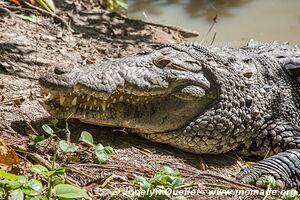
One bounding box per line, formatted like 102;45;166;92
154;56;171;68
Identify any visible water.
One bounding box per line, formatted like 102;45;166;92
127;0;300;47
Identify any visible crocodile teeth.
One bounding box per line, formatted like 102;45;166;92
112;98;116;103
89;106;93;110
71;97;77;106
119;95;123;102
94;99;97;105
87;95;91;101
60;96;66;105
97;107;100;111
84;105;87;109
101;101;106;111
45;93;52;100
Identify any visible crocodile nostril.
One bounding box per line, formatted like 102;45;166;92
54;64;72;75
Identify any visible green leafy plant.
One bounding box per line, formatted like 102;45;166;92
24;119;114;199
94;144;114;164
0;165;90;199
262;175;276;189
0;170;43;200
36;0;56;14
31;118;65;147
134;166;185;200
78;131;114;163
6;117;114;199
32;118;114;164
262;177;300;200
282;189;299;200
261;176;276;200
59;140;79;154
105;0;128;11
79;131;94;147
53;184;90;199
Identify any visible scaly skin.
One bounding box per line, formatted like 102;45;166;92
39;41;300;189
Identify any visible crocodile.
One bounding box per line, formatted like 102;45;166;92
39;41;300;189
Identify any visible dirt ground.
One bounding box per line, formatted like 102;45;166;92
0;1;269;199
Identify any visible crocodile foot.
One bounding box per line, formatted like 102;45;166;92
237;149;300;189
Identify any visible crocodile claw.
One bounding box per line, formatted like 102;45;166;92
237;166;287;189
237;149;300;189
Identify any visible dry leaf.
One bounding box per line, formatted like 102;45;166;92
8;0;21;6
0;138;20;165
244;161;256;167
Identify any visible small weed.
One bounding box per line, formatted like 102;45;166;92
282;189;299;200
0;165;89;199
31;118;65;148
262;175;276;189
1;117;116;199
262;176;300;200
32;118;114;164
103;0;128;11
76;130;114;164
133;166;186;200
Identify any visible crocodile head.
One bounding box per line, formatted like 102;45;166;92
39;44;220;133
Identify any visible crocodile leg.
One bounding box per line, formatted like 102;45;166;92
237;122;300;189
237;149;300;188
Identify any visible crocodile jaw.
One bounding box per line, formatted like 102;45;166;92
41;83;214;133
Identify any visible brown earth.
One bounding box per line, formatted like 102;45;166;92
0;1;269;199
